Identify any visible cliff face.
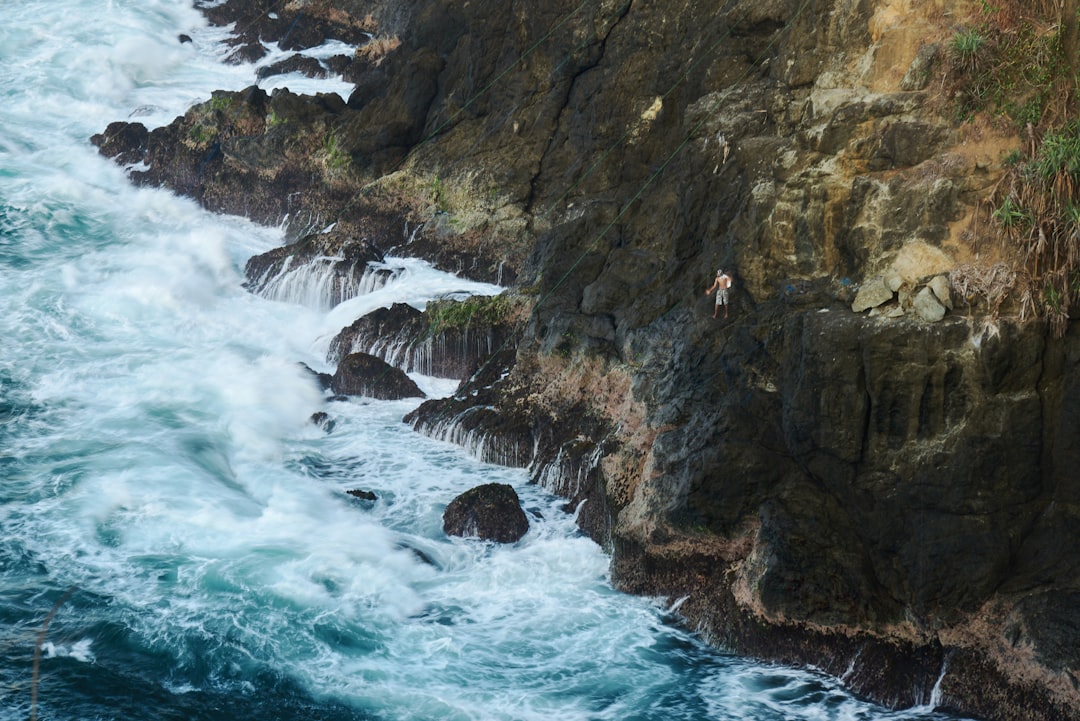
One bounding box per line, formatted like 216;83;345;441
95;0;1080;718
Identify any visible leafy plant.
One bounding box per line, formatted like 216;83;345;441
322;132;350;170
187;122;212;146
950;28;987;71
992;196;1031;236
431;174;449;212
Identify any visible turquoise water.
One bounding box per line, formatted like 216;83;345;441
0;2;975;719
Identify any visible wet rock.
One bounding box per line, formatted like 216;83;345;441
256;54;329;80
443;483;529;543
244;227;388;307
330;352;424;400
329;295;524;379
329;303;425;365
298;362;333;391
310;411;335;432
90;121;149;167
346;489;377;501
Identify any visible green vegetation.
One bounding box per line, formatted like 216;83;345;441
431;174;449;212
426;293;525;336
209;94;235;114
187;122;212;147
950;0;1080;334
949;27;987;72
948;17;1061;125
322;132;351;170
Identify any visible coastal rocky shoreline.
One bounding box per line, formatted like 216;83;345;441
92;0;1080;719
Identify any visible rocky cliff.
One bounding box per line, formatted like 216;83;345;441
94;0;1080;718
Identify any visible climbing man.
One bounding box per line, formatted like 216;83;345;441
705;268;732;319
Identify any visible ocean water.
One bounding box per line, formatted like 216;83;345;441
0;2;975;720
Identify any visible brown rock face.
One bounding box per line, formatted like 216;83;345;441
442;483;529;543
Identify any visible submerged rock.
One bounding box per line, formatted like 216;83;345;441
309;411;335;432
443;483;529;543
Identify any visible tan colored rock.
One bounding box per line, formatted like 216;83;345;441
891;242;954;285
885;270;904;292
913;286;946;322
928;274;953;310
852;276;894;312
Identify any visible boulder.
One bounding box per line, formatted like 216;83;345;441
928;274;953;310
443;483;529;543
851;276;894;312
330;352;425;400
913;285;947;322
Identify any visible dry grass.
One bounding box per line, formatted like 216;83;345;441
949;262;1019;317
355;35;401;66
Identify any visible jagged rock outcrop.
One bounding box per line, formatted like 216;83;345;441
244;226;391;308
93;0;1080;717
442;483;529;543
329;294;524;378
330;352;424;400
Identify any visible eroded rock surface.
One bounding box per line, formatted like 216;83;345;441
443;483;529;543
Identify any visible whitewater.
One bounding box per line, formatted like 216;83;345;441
0;2;974;720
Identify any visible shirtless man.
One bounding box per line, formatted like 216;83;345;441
705;268;732;319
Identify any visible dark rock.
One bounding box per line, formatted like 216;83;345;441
256;54;329;80
442;483;529;543
397;542;438;567
329;295;523;379
95;0;1080;716
346;489;377;501
309;411;335;432
178;33;192;44
90;121;149;167
329;303;424;364
330;352;424;400
244;227;389;308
